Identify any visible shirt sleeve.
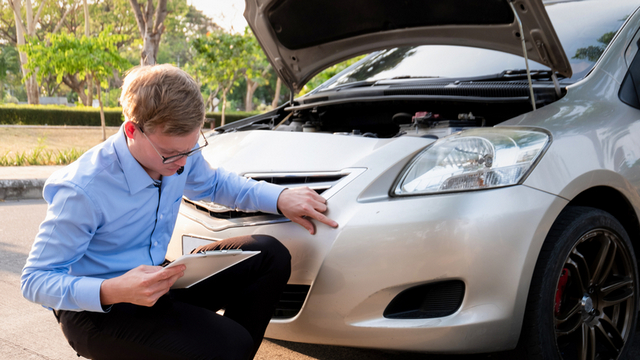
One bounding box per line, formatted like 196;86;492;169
182;152;285;214
21;181;106;312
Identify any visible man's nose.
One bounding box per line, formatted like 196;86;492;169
175;155;188;167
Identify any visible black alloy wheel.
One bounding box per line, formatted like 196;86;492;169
516;206;638;360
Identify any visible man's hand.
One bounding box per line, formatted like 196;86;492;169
100;264;185;307
277;187;339;235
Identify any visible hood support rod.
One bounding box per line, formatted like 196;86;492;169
509;0;536;111
289;87;295;107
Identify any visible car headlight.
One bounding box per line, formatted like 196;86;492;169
393;128;550;195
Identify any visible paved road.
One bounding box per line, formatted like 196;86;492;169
1;199;638;360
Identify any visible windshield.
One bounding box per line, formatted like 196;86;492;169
322;0;637;89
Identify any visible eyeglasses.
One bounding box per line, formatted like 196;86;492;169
138;126;209;164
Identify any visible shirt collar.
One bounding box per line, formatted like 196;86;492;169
113;125;156;195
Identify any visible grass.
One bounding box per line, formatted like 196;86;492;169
0;126;120;166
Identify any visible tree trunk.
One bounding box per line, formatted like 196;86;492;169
245;78;260;112
62;74;88;105
221;91;227;127
24;71;39;104
111;69;123;89
87;76;94;106
129;0;168;66
272;77;282;108
83;0;93;106
11;0;40;104
98;83;106;141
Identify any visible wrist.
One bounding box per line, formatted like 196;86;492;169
99;277;120;306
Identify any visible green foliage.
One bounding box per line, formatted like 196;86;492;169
0;44;23;101
0;45;20;82
299;55;366;95
0;104;124;126
0;148;83;166
190;29;259;122
242;29;270;85
157;0;218;66
190;30;251;92
2;1;282;116
90;0;140;39
20;27;131;89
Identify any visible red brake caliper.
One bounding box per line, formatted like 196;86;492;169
555;268;570;315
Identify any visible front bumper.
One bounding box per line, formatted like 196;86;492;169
169;184;567;353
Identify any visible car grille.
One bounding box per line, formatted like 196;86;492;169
245;172;349;194
183;169;364;220
272;284;310;319
383;280;465;319
182;198;271;219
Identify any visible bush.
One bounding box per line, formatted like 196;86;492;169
0;104;123;126
0;104;262;128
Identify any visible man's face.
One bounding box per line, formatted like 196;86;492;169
126;122;201;179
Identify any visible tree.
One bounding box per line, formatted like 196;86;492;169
191;31;252;126
8;0;46;104
128;0;168;65
0;44;21;101
298;54;368;96
156;1;218;67
272;77;282;108
80;0;139;101
21;27;130;139
242;28;270;112
1;0;77;103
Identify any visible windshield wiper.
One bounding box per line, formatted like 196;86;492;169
318;80;379;92
388;75;441;80
321;76;442;92
487;69;558;81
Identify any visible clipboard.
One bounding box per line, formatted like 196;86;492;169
164;250;261;289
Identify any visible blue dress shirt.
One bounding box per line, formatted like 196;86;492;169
21;126;284;312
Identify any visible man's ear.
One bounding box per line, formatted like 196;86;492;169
123;121;137;139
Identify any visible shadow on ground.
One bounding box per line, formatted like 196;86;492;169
267;339;494;360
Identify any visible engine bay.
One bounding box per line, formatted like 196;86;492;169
270;97;543;139
214;80;562;140
275;109;486;139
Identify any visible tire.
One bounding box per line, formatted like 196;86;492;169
517;206;639;360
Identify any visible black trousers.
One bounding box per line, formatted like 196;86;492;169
55;235;291;360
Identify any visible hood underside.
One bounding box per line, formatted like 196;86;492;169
244;0;572;93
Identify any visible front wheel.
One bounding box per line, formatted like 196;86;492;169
517;206;638;360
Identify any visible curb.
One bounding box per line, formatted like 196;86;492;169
0;166;64;201
0;179;46;201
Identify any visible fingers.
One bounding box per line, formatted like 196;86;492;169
292;216;316;235
160;265;186;277
297;194;338;229
278;187;339;234
141;266;185;305
307;210;339;229
157;265;185;287
143;270;184;306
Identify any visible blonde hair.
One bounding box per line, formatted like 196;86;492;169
120;64;205;135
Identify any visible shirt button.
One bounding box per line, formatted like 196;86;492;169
154;241;158;246
160;214;164;219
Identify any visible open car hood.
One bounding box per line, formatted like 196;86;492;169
244;0;572;93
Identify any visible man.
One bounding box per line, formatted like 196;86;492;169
21;64;338;360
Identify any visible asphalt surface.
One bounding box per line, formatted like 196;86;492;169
1;169;640;359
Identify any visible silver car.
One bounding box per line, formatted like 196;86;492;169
167;0;640;359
